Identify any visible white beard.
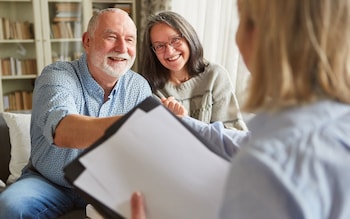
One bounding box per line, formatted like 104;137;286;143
93;51;135;79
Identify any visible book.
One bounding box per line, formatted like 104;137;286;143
0;17;4;40
64;96;229;219
3;17;11;39
14;91;23;110
15;59;22;75
3;94;9;111
22;90;32;110
55;2;80;12
1;57;16;76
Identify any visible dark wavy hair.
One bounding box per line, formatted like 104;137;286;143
140;11;208;92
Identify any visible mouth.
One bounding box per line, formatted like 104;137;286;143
109;56;127;62
166;54;181;62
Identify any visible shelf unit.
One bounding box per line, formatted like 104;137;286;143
0;0;43;112
41;0;88;66
89;0;136;17
0;0;136;112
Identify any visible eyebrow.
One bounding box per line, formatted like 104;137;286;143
102;29;116;37
103;29;136;39
152;34;181;44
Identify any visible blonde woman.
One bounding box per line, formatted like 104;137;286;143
131;0;350;218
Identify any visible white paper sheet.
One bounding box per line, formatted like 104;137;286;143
75;106;230;219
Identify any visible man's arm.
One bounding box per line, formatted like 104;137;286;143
54;114;122;149
54;97;186;149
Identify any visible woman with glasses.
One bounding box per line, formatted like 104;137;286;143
140;11;247;130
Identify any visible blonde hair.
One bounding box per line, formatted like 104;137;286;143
240;0;350;112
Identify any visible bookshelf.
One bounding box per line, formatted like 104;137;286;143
0;0;137;112
41;0;87;65
0;0;43;112
90;0;135;17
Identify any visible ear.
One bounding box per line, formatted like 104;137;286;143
82;32;90;51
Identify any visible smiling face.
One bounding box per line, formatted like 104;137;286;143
83;10;137;80
150;23;190;75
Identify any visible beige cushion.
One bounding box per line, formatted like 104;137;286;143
3;112;31;184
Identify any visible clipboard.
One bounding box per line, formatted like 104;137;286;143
64;96;161;218
64;96;229;219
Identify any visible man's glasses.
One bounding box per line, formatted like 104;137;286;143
151;35;184;54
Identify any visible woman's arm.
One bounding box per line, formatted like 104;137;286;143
182;116;250;160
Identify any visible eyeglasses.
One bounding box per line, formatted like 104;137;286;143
151;35;184;54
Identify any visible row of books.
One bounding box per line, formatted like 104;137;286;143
92;3;132;16
51;21;82;39
0;57;37;76
0;17;34;40
53;2;81;23
51;3;82;39
3;90;33;112
114;3;132;15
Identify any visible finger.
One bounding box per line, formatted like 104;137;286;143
161;96;174;103
131;192;147;219
168;101;176;110
173;103;180;112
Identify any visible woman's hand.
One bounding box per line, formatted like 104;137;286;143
161;97;188;118
131;192;147;219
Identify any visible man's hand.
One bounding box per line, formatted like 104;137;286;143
161;97;188;118
131;192;147;219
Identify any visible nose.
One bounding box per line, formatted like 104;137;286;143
113;39;127;53
164;43;176;53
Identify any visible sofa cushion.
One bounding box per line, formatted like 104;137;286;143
2;112;31;184
0;113;86;218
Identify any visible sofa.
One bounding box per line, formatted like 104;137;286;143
0;113;86;219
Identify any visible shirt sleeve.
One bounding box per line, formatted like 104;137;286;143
220;149;304;219
32;63;81;144
181;116;249;160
